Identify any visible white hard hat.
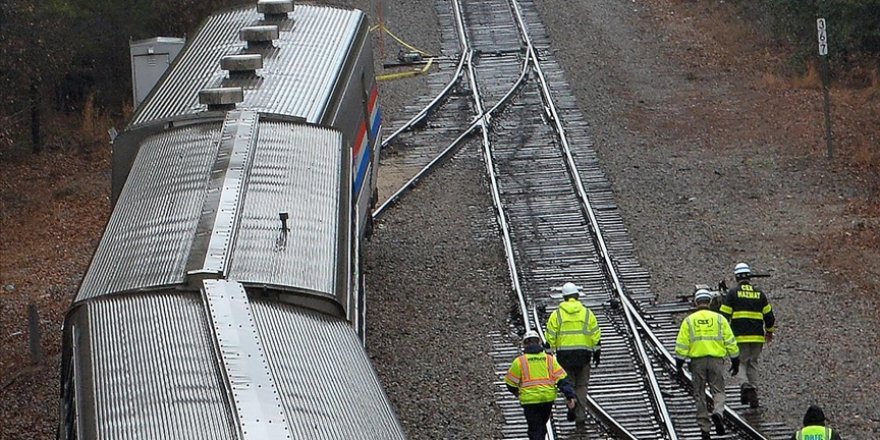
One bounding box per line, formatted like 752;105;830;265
522;330;541;343
694;289;713;303
734;263;751;275
561;282;581;297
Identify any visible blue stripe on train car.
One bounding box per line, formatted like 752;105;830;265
353;103;381;195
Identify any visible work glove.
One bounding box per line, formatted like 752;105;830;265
566;398;577;421
765;332;774;344
729;357;740;376
675;358;685;379
592;349;601;367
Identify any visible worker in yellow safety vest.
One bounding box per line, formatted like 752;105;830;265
545;281;601;427
791;405;843;440
505;330;577;440
675;289;740;440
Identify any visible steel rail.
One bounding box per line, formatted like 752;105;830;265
451;0;532;330
464;1;639;437
381;42;468;148
507;1;680;438
372;50;533;220
618;291;772;439
531;308;639;440
506;2;772;438
454;0;556;435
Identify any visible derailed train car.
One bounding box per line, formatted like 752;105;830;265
57;1;404;438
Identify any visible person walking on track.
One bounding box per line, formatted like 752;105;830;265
719;262;776;408
505;330;577;440
545;281;601;428
676;289;740;440
791;405;843;440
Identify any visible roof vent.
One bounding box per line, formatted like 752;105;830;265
257;0;294;20
240;25;279;48
220;54;263;77
199;87;244;111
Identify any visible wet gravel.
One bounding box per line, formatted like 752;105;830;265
365;142;510;439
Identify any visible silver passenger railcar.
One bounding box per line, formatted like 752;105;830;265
58;1;402;438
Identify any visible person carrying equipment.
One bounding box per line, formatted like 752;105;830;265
791;405;843;440
675;289;740;440
719;262;776;408
505;330;577;440
545;282;601;428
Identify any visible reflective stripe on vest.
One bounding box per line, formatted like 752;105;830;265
796;426;831;440
732;310;765;320
516;353;564;404
552;308;598;351
676;311;735;358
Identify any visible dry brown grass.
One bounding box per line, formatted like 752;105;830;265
759;71;789;89
791;62;822;89
78;93;113;150
866;67;880;100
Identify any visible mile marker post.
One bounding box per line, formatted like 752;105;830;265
817;18;833;158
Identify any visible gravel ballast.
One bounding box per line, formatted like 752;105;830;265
363;0;878;438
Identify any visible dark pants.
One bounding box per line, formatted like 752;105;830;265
560;361;591;422
523;402;554;440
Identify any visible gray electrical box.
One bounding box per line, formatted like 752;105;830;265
129;37;185;109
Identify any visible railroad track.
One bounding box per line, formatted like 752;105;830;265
377;1;794;439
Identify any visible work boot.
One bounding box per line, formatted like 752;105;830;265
701;431;712;440
747;388;760;409
711;413;726;435
740;383;749;405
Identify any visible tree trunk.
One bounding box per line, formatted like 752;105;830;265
30;80;41;154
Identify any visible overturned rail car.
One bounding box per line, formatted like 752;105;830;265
58;2;403;439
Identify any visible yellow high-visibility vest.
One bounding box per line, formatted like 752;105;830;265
504;351;567;404
796;426;832;440
675;309;739;359
546;299;600;352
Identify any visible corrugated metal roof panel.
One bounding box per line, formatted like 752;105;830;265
77;123;222;300
228;122;342;295
131;5;364;126
79;293;237;439
251;299;406;439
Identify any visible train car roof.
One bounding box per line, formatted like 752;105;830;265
77;112;348;305
64;289;405;439
130;4;366;127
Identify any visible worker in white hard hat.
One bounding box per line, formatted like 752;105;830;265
676;289;740;440
505;330;577;440
544;281;601;428
719;262;776;408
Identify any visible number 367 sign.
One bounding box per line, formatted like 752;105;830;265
817;18;828;56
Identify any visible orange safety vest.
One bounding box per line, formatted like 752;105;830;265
504;351;567;404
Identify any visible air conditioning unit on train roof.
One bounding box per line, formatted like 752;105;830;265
198;87;244;111
257;0;294;19
240;25;279;48
221;54;263;77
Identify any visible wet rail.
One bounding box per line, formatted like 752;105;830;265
375;0;794;439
